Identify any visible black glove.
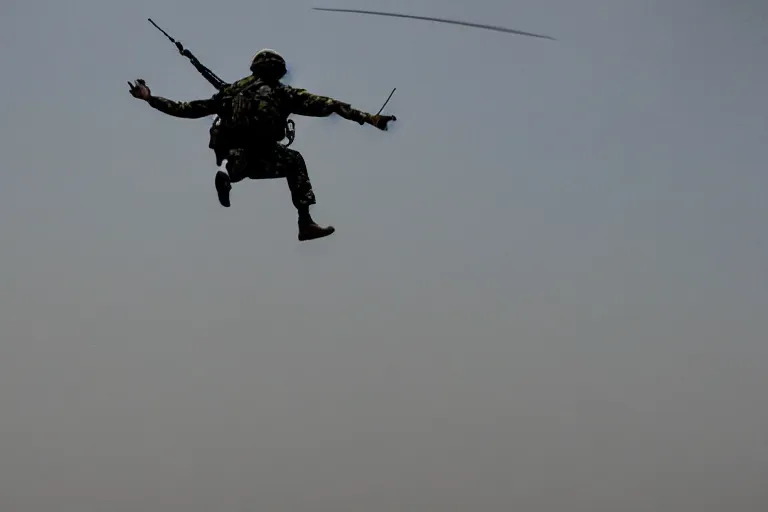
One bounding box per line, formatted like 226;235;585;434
369;114;396;130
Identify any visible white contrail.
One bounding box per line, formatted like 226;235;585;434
312;7;556;40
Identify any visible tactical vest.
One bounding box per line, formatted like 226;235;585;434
208;77;296;166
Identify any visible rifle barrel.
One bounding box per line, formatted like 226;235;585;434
148;18;176;42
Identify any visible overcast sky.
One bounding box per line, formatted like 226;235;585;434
1;0;766;511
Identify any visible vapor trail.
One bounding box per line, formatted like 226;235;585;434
312;7;556;40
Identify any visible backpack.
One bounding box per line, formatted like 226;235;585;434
207;77;296;165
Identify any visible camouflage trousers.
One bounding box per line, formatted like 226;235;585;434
224;143;316;209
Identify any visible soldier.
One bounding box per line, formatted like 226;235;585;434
128;49;396;241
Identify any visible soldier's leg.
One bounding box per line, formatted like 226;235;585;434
270;145;335;241
224;148;250;184
219;145;311;211
274;147;316;217
218;144;334;240
216;148;251;207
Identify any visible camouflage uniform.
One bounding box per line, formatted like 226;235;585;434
144;63;374;211
134;49;393;240
224;144;315;210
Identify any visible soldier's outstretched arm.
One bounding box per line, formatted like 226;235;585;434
147;96;217;118
128;79;217;119
285;86;395;130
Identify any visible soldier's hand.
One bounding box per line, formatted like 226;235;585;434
370;114;396;131
127;79;151;101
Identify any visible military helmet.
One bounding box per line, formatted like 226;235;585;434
250;48;287;77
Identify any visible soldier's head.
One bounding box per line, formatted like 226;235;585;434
250;49;287;80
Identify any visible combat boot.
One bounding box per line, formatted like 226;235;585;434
215;170;231;207
298;222;335;241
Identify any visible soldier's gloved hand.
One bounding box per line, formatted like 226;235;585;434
369;114;396;131
127;79;151;100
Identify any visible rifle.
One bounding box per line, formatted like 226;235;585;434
147;18;228;91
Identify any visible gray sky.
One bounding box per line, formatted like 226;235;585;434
1;0;767;510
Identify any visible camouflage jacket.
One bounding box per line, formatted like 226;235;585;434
147;75;374;145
